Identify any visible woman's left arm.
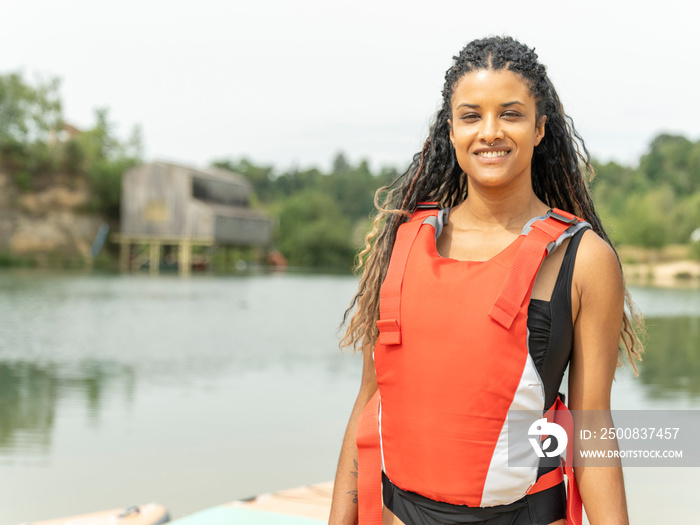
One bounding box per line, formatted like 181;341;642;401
568;230;630;525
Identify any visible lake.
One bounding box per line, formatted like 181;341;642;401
0;271;698;524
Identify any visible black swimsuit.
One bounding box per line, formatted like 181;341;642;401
382;226;585;525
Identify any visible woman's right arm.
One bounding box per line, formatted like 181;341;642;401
328;346;378;525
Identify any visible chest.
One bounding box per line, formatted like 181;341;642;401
435;222;570;302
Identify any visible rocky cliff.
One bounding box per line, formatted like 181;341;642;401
0;172;105;266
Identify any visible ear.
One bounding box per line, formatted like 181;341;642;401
534;115;547;146
448;118;455;147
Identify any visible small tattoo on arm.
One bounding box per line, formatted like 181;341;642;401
349;459;359;503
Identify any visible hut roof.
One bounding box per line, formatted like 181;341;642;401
151;160;252;189
205;203;270;221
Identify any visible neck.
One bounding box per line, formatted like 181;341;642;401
453;178;549;232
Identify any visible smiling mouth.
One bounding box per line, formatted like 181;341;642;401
475;150;510;158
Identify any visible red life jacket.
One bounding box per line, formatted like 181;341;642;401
356;204;587;525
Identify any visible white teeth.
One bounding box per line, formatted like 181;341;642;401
477;150;508;158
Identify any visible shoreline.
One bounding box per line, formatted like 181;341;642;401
622;259;700;288
1;260;699;287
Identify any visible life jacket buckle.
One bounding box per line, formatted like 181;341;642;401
377;318;401;345
415;202;440;210
547;209;578;225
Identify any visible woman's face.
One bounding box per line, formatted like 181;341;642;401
449;69;545;192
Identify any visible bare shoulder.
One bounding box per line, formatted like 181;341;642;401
571;229;624;317
569;230;625;411
575;229;623;285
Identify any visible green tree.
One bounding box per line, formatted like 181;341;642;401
617;186;674;249
323;157;376;220
639;135;697;195
0;72;61;145
591;136;700;249
672;193;700;244
275;190;356;268
77;108;143;219
0;72;62;185
331;152;351;174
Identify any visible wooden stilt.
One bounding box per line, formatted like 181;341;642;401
149;241;161;276
119;240;130;273
179;241;192;277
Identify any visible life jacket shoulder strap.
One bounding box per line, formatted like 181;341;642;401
377;203;439;345
488;208;590;329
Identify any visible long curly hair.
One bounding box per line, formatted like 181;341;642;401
341;36;643;372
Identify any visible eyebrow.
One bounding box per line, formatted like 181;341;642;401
456;101;525;109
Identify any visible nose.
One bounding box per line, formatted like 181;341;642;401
479;114;503;145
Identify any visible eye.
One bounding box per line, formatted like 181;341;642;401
460;113;480;121
502;111;522;119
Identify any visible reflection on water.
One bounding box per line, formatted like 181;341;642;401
0;271;362;453
0;271;363;523
0;271;698;522
638;316;700;398
628;285;700;317
0;363;57;456
0;361;136;456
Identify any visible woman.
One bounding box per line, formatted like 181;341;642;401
329;36;642;525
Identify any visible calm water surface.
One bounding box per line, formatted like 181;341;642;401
0;271;698;523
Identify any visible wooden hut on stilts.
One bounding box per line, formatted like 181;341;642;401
114;161;274;276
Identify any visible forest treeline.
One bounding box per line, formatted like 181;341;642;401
212;155;400;268
215;133;700;268
591;135;700;250
2;71;699;270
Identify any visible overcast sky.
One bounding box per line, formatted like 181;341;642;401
3;0;698;172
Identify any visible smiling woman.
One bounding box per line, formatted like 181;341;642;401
329;36;643;525
449;70;545;193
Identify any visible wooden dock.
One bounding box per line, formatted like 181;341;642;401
169;481;334;524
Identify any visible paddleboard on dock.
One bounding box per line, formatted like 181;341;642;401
14;503;170;525
169;481;333;524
